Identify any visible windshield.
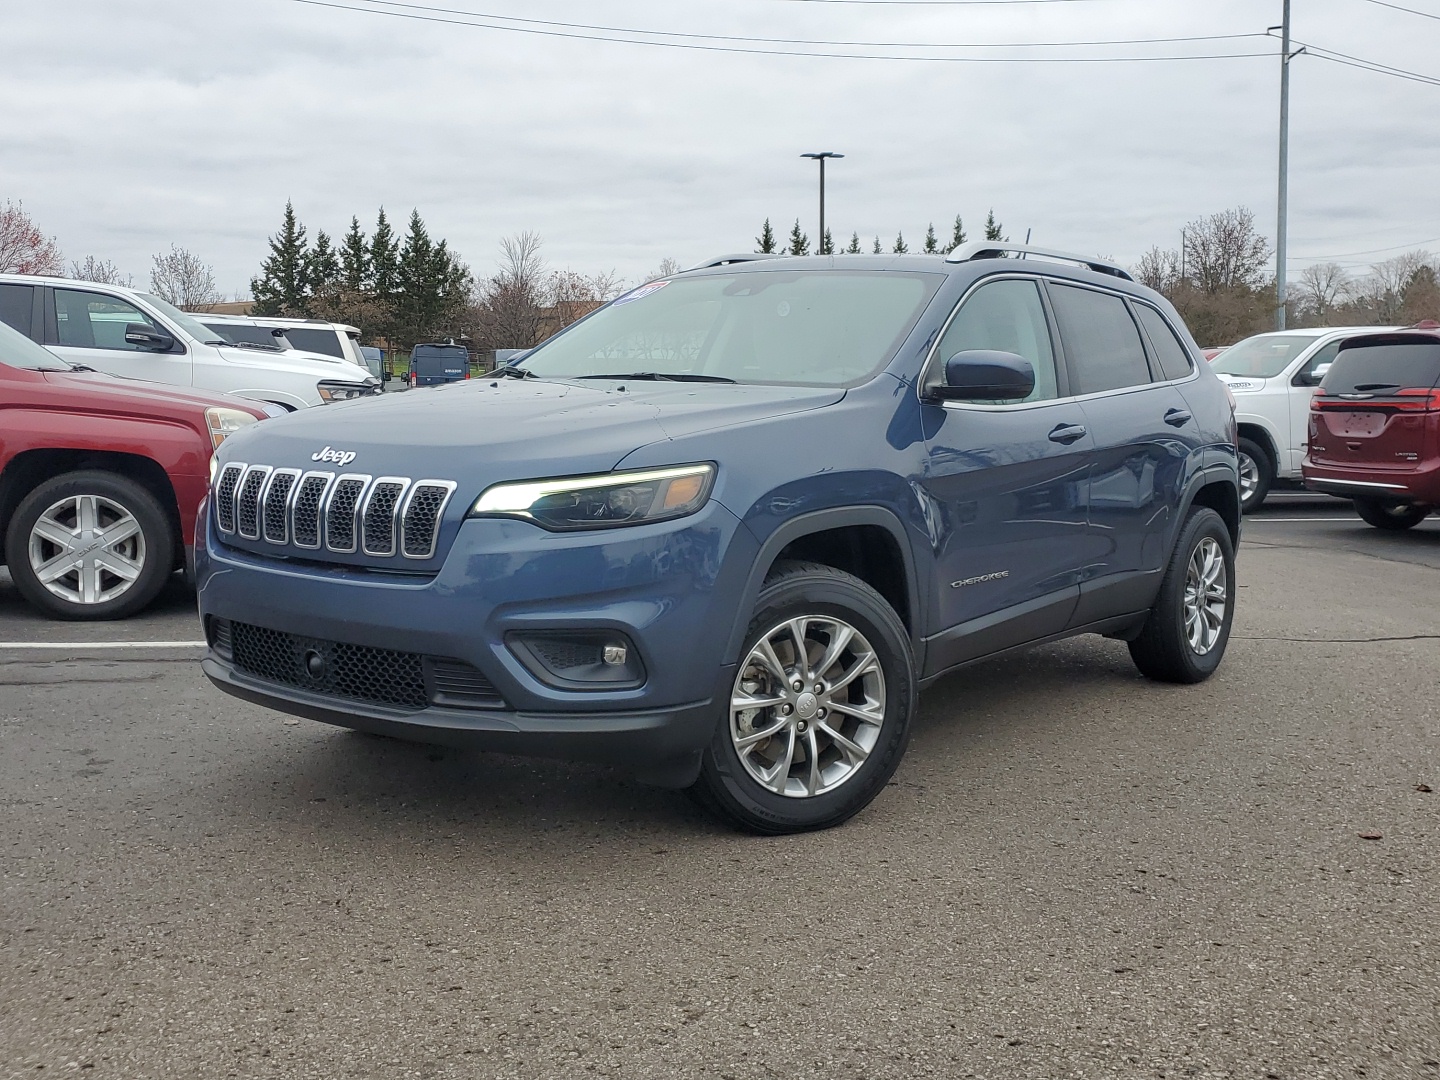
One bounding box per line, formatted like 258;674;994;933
203;321;284;349
0;316;73;370
139;292;226;343
1210;333;1322;379
518;270;942;386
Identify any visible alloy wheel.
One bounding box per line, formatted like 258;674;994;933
27;494;147;607
1182;536;1227;655
730;615;885;798
1237;453;1259;503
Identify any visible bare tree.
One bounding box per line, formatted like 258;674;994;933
470;232;548;350
1183;207;1271;295
0;200;63;275
646;257;683;282
150;245;222;311
1294;262;1351;324
1133;246;1181;293
547;268;625;329
70;255;133;286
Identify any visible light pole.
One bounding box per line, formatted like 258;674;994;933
1272;0;1303;330
800;152;844;254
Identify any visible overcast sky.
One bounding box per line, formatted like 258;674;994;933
2;0;1437;297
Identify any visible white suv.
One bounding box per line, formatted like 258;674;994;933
198;314;369;371
0;276;378;410
1209;326;1395;511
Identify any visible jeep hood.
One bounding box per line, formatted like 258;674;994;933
216;378;844;486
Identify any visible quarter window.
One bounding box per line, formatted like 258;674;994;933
53;289;163;351
934;279;1060;403
1134;304;1194;381
1049;284;1152;396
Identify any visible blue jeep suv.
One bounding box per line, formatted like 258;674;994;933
198;243;1241;833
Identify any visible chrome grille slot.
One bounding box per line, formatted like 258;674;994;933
236;466;272;540
361;478;409;557
401;481;456;559
323;474;369;553
215;463;245;533
291;472;333;549
262;469;300;544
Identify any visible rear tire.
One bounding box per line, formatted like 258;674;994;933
1237;436;1273;513
1352;496;1429;531
690;561;915;834
5;471;175;621
1128;507;1235;684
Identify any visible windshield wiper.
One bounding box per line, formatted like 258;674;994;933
576;372;737;384
67;363;98;372
212;339;282;352
493;364;536;379
1351;382;1402;392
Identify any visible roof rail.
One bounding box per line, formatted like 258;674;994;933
683;253;785;272
945;241;1133;282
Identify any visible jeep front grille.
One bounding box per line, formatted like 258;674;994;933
214;465;456;561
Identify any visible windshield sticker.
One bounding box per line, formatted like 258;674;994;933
612;280;670;306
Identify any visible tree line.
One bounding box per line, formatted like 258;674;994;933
1134;206;1440;344
756;210;1006;257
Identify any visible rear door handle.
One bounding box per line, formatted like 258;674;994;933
1164;408;1193;427
1048;423;1088;445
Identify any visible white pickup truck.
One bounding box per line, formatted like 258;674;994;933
1209;326;1395;511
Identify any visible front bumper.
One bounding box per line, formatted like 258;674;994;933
196;501;755;784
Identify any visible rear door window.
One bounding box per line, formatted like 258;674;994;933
1047;283;1153;395
1320;338;1440;394
0;283;34;336
1133;304;1194;381
284;327;344;357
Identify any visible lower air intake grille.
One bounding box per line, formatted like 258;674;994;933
231;622;428;710
227;622;506;712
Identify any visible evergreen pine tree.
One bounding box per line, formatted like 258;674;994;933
787;219;810;257
923;223;940;255
756;218;778;254
872;236;883;254
250;201;310;316
369;208;400;337
820;227;835;256
892;232;909;254
846;232;862;254
984;209;1005;242
397;210;435;347
948;215;967;253
305;229;340;296
339;215;369;290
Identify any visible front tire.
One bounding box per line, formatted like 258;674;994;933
1237;436;1273;513
1128;507;1236;684
1352;496;1429;531
690;561;915;834
4;471;175;621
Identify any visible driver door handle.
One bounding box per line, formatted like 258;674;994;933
1164;408;1193;427
1048;423;1088;445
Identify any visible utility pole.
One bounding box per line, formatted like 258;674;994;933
1275;0;1293;330
800;152;844;254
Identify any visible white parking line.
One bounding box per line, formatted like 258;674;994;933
1247;517;1359;523
0;640;206;650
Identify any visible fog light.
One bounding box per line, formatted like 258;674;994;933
507;631;645;690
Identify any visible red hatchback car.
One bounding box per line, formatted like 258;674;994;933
0;318;268;619
1303;330;1440;530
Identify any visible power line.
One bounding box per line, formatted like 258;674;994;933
1293;234;1440;260
1300;43;1440;86
1359;0;1440;21
291;0;1275;61
334;1;1266;50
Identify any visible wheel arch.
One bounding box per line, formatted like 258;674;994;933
1177;467;1242;550
0;449;184;570
724;507;922;666
1235;422;1279;470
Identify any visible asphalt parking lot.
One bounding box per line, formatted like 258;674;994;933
2;496;1437;1079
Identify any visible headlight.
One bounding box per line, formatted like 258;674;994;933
206;406;259;449
471;464;716;531
316;380;374;402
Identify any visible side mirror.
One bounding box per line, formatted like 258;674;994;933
933;350;1035;401
1295;363;1331;388
124;323;175;351
381;371;391;382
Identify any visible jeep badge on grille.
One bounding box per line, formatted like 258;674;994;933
312;446;358;466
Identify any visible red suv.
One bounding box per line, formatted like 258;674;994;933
0;319;268;619
1303;330;1440;530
